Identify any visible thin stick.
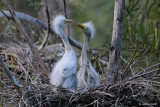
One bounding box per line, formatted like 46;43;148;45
131;68;160;80
38;3;50;51
3;0;49;79
63;0;70;37
137;63;160;76
98;58;108;66
122;42;138;76
0;56;25;97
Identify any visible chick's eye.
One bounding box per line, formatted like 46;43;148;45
62;68;67;74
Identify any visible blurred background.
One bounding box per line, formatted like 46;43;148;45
0;0;160;73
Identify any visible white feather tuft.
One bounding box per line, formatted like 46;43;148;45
52;14;66;34
83;21;95;39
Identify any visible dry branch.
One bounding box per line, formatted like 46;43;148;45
131;68;160;80
38;3;50;51
0;56;25;97
3;0;49;78
63;0;71;37
122;43;138;77
137;63;160;75
0;11;83;49
106;0;125;84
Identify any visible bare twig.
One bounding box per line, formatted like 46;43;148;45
63;0;67;18
0;56;25;97
98;58;108;66
3;0;49;79
131;68;160;80
122;42;138;76
137;63;160;76
0;10;83;49
38;3;50;51
84;100;97;107
63;0;70;37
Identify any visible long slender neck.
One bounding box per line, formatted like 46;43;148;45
57;26;72;52
81;34;90;62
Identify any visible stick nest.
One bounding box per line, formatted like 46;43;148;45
0;37;160;107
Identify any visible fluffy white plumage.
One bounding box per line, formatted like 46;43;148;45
50;51;77;89
77;21;100;89
52;14;66;35
50;15;77;90
83;21;95;39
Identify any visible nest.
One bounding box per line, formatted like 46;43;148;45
0;36;160;107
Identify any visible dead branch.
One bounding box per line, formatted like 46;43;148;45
38;3;50;51
3;0;49;79
122;42;138;76
0;56;25;97
131;68;160;80
98;58;108;66
137;63;160;75
63;0;71;37
0;7;14;20
0;10;83;49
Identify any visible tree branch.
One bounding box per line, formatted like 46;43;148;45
0;56;25;97
63;0;71;37
122;41;138;77
0;7;14;20
106;0;125;85
38;3;50;51
130;68;160;80
3;0;49;79
135;63;160;76
0;10;83;49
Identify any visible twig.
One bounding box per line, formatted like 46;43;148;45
0;56;25;97
136;63;160;76
0;10;83;49
38;3;50;51
131;68;160;80
98;58;108;66
122;42;138;76
3;0;49;79
63;0;70;37
0;7;14;20
63;0;67;18
134;99;153;107
120;56;128;64
84;100;98;107
115;97;119;106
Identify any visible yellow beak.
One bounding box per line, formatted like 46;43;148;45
65;19;87;30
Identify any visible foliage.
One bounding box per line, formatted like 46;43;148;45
122;0;160;66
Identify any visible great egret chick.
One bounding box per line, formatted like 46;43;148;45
75;21;100;89
50;15;77;90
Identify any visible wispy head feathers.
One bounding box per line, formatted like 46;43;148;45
52;14;66;34
83;21;95;39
